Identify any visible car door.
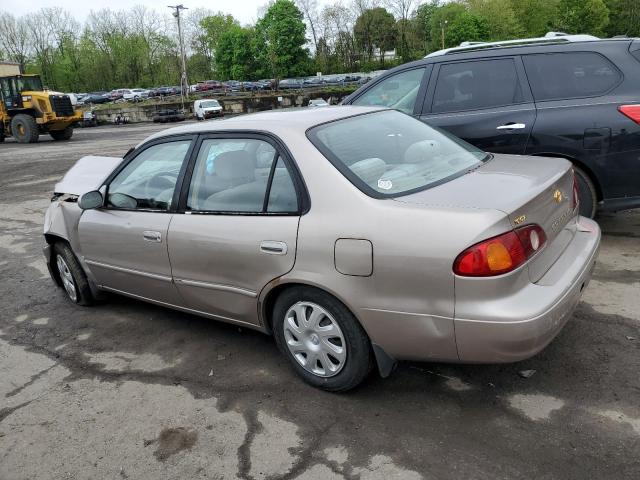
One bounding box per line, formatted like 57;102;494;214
420;57;536;154
78;137;195;305
167;135;303;327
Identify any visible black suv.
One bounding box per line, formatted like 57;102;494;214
343;34;640;217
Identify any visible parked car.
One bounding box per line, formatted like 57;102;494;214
110;89;127;101
44;106;600;392
123;89;150;102
278;78;304;89
304;77;325;88
242;81;260;91
193;99;223;120
152;108;185;123
81;92;111;104
223;80;242;92
308;98;329;107
196;80;224;92
343;33;640;217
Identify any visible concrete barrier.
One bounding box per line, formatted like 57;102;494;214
92;88;356;124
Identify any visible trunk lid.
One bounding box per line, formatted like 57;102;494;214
395;154;578;282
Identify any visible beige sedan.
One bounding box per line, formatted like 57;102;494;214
43;107;600;391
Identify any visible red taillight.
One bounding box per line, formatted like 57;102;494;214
453;225;547;277
619;105;640;124
572;170;579;211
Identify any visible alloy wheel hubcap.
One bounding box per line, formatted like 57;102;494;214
283;301;346;377
56;255;78;302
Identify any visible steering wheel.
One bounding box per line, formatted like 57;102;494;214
143;171;178;207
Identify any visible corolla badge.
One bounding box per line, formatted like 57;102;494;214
553;189;563;203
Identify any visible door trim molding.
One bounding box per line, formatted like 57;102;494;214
173;278;257;298
85;259;173;283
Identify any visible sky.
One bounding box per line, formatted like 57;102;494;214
6;0;334;25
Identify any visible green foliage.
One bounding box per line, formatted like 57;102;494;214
556;0;610;36
605;0;640;37
216;26;258;80
509;0;559;37
354;8;397;66
466;0;523;40
254;0;311;80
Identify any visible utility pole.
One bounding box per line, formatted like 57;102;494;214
440;20;448;50
169;4;189;110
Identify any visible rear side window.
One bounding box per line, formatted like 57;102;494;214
523;52;621;101
432;58;523;113
352;68;425;114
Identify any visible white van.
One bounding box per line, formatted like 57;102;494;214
194;99;224;120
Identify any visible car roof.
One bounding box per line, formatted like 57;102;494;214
142;106;385;144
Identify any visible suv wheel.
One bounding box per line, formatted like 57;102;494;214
574;166;597;218
272;287;372;392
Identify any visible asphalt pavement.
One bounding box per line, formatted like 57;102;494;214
0;124;639;479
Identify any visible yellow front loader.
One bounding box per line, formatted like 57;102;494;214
0;74;83;143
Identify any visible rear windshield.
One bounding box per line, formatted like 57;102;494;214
307;110;488;197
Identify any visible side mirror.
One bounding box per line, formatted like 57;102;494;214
78;190;103;210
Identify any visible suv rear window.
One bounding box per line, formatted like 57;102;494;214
307;110;488;198
523;52;621;101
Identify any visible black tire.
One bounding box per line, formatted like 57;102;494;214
50;127;73;141
10;114;39;143
0;124;4;143
52;242;95;306
574;166;598;218
272;287;373;392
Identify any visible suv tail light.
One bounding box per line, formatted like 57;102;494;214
572;171;579;211
453;225;547;277
618;105;640;124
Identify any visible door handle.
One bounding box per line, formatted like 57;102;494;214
143;231;162;243
260;240;287;255
496;123;526;130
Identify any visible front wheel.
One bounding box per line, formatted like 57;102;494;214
53;243;95;306
574;166;598;218
50;127;73;141
272;287;373;392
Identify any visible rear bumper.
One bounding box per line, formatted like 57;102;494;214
454;216;601;363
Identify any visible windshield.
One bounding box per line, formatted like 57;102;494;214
307;110;489;197
200;101;220;108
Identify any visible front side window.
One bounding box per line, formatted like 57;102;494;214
523;52;621;101
432;59;523;113
187;138;298;213
307;110;488;197
107;140;191;211
352;68;425;114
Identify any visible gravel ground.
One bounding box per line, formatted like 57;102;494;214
0;124;639;480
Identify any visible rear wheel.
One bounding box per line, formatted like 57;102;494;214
272;287;373;392
53;243;95;306
0;123;5;143
574;166;597;218
50;127;73;141
10;114;39;143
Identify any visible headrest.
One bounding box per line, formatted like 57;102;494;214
404;140;441;164
215;150;254;180
458;74;475;95
350;158;387;183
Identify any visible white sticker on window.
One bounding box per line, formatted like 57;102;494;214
378;179;393;190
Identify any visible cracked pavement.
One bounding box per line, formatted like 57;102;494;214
1;125;639;479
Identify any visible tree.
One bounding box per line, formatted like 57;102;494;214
556;0;609;36
216;26;258;80
429;2;488;51
355;8;397;65
296;0;321;53
255;0;311;79
605;0;640;37
199;13;240;70
466;0;523;40
0;14;30;72
385;0;417;61
408;1;439;57
509;0;559;37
